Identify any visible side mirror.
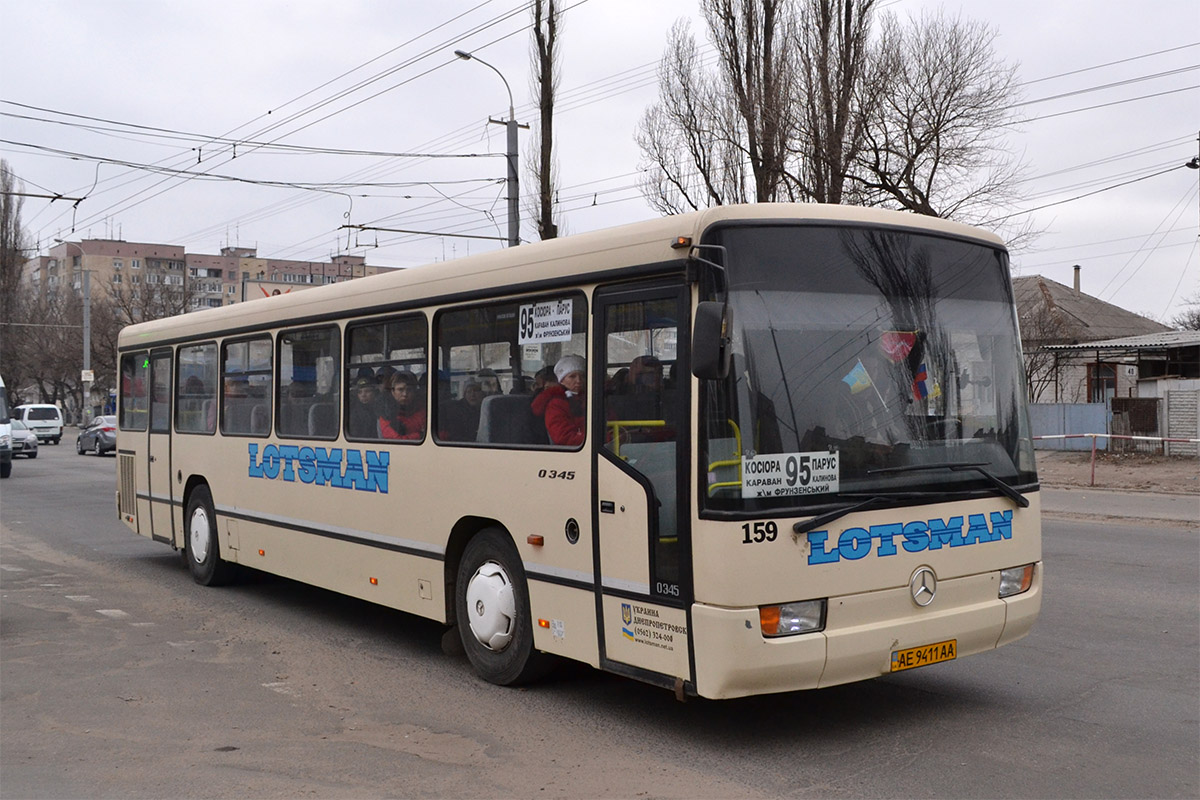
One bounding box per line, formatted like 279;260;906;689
692;301;732;380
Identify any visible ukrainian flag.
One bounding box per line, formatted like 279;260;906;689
842;360;873;394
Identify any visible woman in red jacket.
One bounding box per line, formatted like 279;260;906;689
532;355;586;446
379;371;426;440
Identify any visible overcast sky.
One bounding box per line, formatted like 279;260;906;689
3;0;1197;323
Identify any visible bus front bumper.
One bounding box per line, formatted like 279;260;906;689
690;565;1042;700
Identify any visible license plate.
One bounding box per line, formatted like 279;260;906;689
891;639;957;672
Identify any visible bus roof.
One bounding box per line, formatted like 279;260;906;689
118;203;1005;349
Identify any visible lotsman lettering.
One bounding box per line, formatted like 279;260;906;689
278;445;300;482
313;448;344;488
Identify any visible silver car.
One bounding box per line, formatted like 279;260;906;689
10;420;38;458
76;415;117;456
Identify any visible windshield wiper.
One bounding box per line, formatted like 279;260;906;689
866;462;1030;508
791;463;1029;536
792;494;902;535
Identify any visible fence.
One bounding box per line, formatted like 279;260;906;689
1029;403;1108;451
1032;433;1200;486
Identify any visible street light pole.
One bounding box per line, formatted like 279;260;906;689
454;49;521;248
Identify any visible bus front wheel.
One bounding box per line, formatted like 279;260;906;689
455;528;550;686
185;485;236;586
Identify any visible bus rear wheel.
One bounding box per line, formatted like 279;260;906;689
455;528;550;686
185;485;236;586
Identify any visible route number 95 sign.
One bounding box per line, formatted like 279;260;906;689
741;451;840;498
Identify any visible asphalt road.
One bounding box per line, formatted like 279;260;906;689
1;441;1197;798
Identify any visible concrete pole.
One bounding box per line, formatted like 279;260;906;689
454;49;520;248
506;117;519;248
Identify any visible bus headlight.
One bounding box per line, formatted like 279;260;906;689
999;564;1035;598
760;600;826;637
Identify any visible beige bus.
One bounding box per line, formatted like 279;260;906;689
116;203;1041;699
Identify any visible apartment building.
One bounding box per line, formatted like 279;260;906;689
26;239;384;312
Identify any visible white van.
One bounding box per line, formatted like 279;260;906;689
13;404;64;444
0;375;11;478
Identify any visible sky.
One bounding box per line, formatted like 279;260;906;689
2;0;1197;324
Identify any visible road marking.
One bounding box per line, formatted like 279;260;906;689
130;622;156;628
168;641;196;648
96;609;130;619
65;595;95;602
0;565;27;572
262;682;299;697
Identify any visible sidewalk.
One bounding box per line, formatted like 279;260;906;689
1041;487;1199;526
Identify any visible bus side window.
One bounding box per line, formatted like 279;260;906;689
344;315;427;442
278;326;340;439
176;342;218;434
120;352;149;432
221;337;272;437
434;294;586;448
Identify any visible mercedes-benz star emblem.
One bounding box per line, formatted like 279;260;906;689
910;566;937;607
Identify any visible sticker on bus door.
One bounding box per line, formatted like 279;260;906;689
741;451;839;498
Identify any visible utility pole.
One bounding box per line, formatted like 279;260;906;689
454;49;526;248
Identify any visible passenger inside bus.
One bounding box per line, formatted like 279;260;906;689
379;371;425;440
532;355;586;446
441;378;484;441
348;376;382;438
531;366;557;395
607;354;674;443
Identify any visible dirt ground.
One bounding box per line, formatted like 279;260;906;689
1035;448;1199;494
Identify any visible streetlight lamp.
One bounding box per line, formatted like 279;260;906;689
454;49;521;248
53;239;93;418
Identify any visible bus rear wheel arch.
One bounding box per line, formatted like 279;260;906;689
184;484;236;586
454;527;550;686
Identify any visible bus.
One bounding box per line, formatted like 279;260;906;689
116;203;1041;699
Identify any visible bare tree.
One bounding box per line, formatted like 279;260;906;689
1020;304;1071;403
528;0;563;240
855;10;1027;227
638;1;1030;236
637;1;798;213
793;0;878;204
1170;291;1200;331
103;275;194;328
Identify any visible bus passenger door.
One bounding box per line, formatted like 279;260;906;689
147;349;174;545
593;282;693;688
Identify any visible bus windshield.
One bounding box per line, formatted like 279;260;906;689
702;224;1037;513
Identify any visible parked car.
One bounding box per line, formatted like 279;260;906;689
10;420;38;458
13;404;64;444
76;415;117;456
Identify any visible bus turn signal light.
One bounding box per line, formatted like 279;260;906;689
670;235;692;249
760;600;826;637
538;619;550;628
999;564;1035;598
369;577;378;585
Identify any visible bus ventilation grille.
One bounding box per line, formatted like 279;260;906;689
118;454;137;517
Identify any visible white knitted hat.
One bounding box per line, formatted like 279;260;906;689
554;354;586;382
